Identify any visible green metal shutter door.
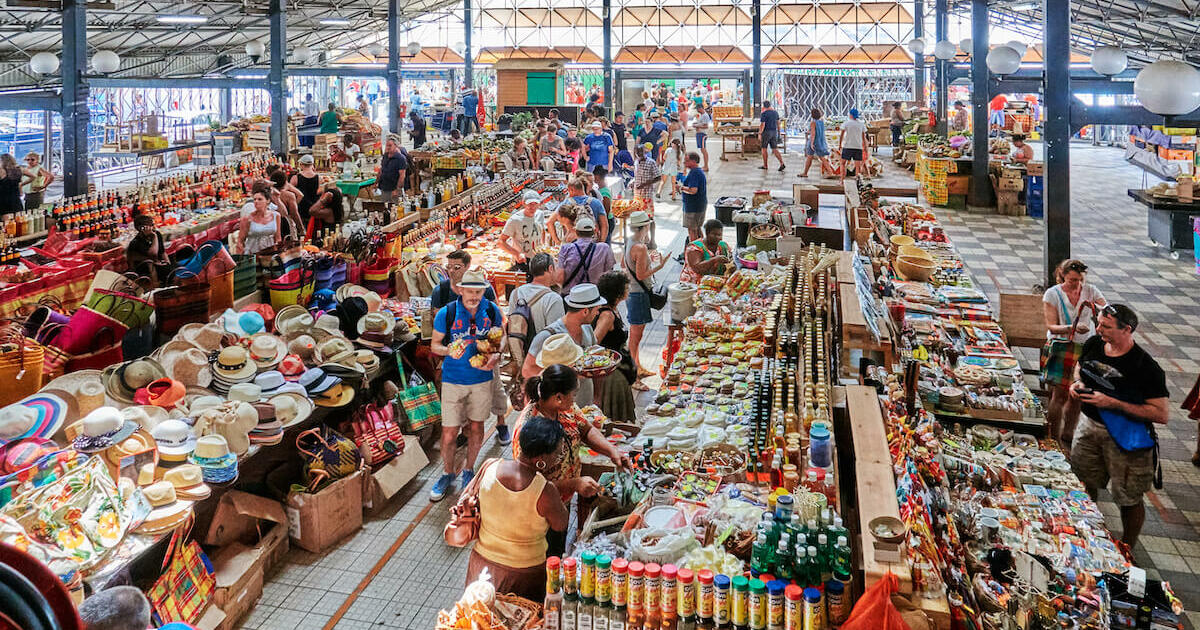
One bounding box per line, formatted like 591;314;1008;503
527;72;556;106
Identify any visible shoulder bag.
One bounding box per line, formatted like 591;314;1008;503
295;426;363;492
626;249;668;311
1039;299;1095;388
395;355;442;432
147;518;215;626
443;457;501;548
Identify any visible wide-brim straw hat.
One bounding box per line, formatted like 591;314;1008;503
247;334;287;371
40;369;117;423
269;392;314;428
274;305;314;336
312;383;355;408
536;333;585;368
104;359;168;405
160;347;213;390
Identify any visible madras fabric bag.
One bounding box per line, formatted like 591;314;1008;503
296;426;363;492
443;457;500;547
352;401;405;466
1039;301;1096;388
147;521;215;626
154;284;212;340
395;357;441;432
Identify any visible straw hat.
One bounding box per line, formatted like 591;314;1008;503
298;367;340;396
228;383;263;404
195;403;256;457
536;333;585;368
456;269;491;290
39;370;111;421
160;346;212;389
629;210;652;228
356;311;396;337
312;383;355;408
121;406;166;431
188;435;238;484
164;464;211;501
181;322;226;349
248;334;287;371
155;338;202;357
0;393;67;445
274;305;313;336
315;337;356;365
105;358;168;404
137;462;157;486
248;403;283;446
134;481;193;534
270;392;313;428
104;428;156;468
287;335;319;364
335;284;369;303
212;346;257;382
360;291;383;313
354;350;381;379
313;314;343;337
186;395;225;417
278;355;306;381
152;419;197;460
70;407;138;453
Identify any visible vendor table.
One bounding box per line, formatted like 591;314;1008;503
336;177;378;200
1127;188;1200;255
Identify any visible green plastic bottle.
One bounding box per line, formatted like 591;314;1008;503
773;541;793;580
804;546;821;588
751;533;773;575
834;535;852;575
816;534;832;583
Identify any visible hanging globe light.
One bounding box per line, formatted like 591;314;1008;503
958;37;972;54
406;42;422;56
92;50;120;73
1006;40;1027;58
245;40;265;58
907;38;926;55
367;43;384;58
453;41;466;55
986;45;1022;75
1134;60;1200;115
293;45;312;63
29;52;59;74
1090;46;1128;76
933;40;957;60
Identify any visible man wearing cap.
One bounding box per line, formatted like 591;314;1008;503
1069;304;1169;549
557;214;614;296
523;283;603;406
430;269;506;501
500;190;548;270
839;107;869;183
583;121;615;175
566;177;608;243
377;135;408;202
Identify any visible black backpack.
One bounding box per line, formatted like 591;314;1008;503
506;287;554;359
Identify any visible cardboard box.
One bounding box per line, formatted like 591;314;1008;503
363;436;429;515
1025;161;1043;176
193;603;227;630
211;542;265;629
286;469;364;553
997;177;1024;192
204;491;290;574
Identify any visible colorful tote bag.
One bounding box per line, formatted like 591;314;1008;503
1039;298;1096;388
148;522;215;626
395;356;441;432
295;426;362;492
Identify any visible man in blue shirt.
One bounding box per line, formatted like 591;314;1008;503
430;249;497;311
583;122;615;174
430;269;505;501
680;151;708;241
459;89;480;136
642;112;668;160
759;100;785;172
567;177;609;243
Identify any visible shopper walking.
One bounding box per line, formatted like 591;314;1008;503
0;154;22;219
1070;304;1169;549
19;152;52;211
659;138;683;200
583;122;615;174
556;216;615;295
409;109;428;148
523;285;608;407
467;414;569;600
460;89;480;136
643;112;668;160
376;134;408;202
839;108;869;182
319;102;341;134
237;182;283;255
1042;259;1106;447
759;100;785;172
694;104;711;170
509;253;566;339
800;108;833;178
430;269;505;501
668;115;685;154
623;211;666;387
593;271;637;422
680;151;708;242
289;155;320;225
566;177;608;243
681;219;732;284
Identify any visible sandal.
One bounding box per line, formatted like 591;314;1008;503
636;367;656;379
631;380;651;392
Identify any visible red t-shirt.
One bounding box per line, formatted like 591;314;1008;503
989;95;1008;112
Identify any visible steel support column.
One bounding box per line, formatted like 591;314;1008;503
602;0;612;110
742;69;752;117
463;0;473;89
219;88;232;123
934;0;947;135
387;0;403;135
751;0;762;109
62;0;88;197
968;0;990;208
914;0;925;105
1043;0;1071;285
268;0;286;154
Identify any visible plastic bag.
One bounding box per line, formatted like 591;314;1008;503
629;527;700;565
841;572;910;630
461;567;496;606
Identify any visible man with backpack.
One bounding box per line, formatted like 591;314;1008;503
556;215;614;296
504;253;565;407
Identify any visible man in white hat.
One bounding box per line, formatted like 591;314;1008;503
522;283;604;407
430;249;497;312
556;214;614;296
499;190;549;270
430;269;506;502
583;121;615;175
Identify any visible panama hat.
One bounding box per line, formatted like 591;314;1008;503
164;464;211;501
628;210;652;228
313;314;343;337
71;407;138;453
227;383;264;404
212;346;257;382
335;284;369;303
456;269;491;290
121;406;166;431
181;322;226;349
274;305;313;336
565;283;606;308
152;419;197;459
105;358;168;404
188;435;238;484
248;334;287;371
298;367;340;395
186;395;225;417
356;311;396;337
159;346;212;389
536;333;585;368
104;427;156;468
0;393;67;445
315;337;356;365
134;481;194;534
270;392;313;428
312;383;355;408
286;334;319;364
248;403;283;446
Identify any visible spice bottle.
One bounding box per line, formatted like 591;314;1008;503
783;586;802;630
801;588;822;630
545;557;563;630
581;552;598;602
765;581;785;630
730;576;749;630
697;570;715;622
644;563;662;628
612;559;629;609
597;555;613;605
677;568;696;620
713;574;731;628
661;564;679;620
747;579;766;630
628;561;645;628
563;558;580;630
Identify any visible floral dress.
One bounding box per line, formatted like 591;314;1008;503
512;404;589;493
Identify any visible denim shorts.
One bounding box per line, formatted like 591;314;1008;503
626;290;653;326
696;132;707;149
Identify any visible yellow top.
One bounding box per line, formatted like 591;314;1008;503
476;463;549;569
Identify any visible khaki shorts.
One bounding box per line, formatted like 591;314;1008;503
682;210;705;232
442;381;494;428
1070;416;1155;507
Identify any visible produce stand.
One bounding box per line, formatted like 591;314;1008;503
1127;188;1200;255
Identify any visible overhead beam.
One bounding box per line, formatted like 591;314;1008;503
1069;103;1165;133
0;90;60;111
268;0;286;154
89;76;263;89
967;0;989;208
61;0;88;197
1043;0;1071;287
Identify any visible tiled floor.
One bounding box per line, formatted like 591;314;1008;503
240;141;1200;629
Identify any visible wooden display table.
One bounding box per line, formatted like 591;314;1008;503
838;280;894;374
